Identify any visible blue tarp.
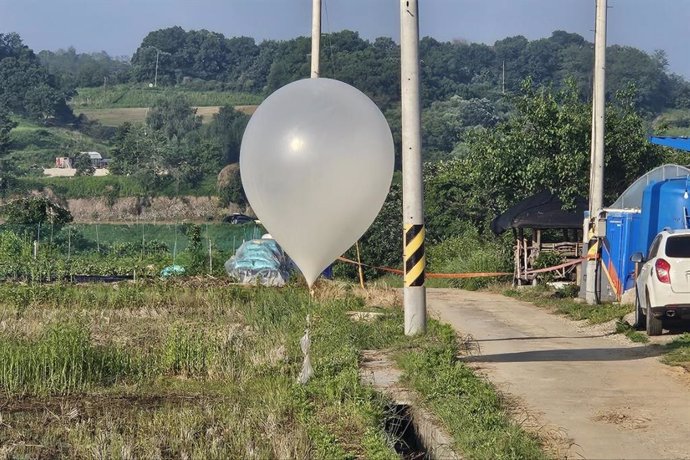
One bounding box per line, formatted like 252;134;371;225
161;264;185;278
225;239;291;286
649;136;690;152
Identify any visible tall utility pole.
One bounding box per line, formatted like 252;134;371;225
311;0;321;78
401;0;426;335
586;0;607;305
154;48;160;87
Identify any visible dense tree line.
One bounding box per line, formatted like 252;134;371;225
123;28;690;116
109;97;249;193
38;47;130;90
0;33;74;122
31;26;689;118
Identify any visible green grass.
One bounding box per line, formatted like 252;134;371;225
0;280;550;458
653;108;690;137
0;324;143;395
662;333;690;371
396;322;549;460
77;106;238;127
504;285;633;324
7;120;110;170
614;320;650;343
71;85;262;109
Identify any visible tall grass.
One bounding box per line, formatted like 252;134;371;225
0;281;551;458
396;321;550;460
427;227;513;290
0;325;142;395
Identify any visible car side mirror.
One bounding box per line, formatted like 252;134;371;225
631;252;644;263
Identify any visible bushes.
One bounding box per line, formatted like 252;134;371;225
427;226;512;290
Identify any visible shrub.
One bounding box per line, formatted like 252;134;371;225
427;226;512;290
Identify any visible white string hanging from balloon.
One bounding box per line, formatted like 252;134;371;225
297;314;313;385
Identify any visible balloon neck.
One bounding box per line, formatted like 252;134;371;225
309;288;315;299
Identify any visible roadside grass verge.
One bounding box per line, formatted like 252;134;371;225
396;321;549;460
503;285;633;324
662;333;690;371
503;285;649;344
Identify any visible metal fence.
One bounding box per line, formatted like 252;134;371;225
0;222;264;278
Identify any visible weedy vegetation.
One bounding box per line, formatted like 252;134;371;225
0;279;551;459
503;284;633;325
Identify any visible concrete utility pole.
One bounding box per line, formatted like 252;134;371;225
311;0;321;78
154;48;160;88
401;0;426;335
586;0;607;305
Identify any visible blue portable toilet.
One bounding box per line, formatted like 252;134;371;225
598;165;690;301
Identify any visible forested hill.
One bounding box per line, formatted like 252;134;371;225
40;27;690;116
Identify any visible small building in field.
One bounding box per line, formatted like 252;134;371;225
82;152;110;169
55;157;72;168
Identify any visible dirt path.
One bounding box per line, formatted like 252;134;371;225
428;288;690;460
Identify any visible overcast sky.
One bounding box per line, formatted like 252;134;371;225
1;0;688;78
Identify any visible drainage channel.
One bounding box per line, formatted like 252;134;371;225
360;349;462;459
385;403;428;459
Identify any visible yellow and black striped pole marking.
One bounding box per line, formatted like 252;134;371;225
404;224;425;287
587;221;599;260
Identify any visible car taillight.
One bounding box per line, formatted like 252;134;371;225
656;258;671;284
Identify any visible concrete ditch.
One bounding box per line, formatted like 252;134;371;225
359;350;462;460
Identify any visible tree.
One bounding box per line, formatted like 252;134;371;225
0;33;74;122
0;109;17;158
422;96;502;159
2;197;73;230
425;80;665;236
72;153;95;176
203;106;249;165
0;110;17;196
216;163;245;207
146;96;201;140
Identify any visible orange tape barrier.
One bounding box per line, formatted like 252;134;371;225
338;254;596;280
337;256;511;279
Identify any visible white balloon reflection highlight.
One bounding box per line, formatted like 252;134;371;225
240;78;394;287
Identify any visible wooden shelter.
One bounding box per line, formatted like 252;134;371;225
491;191;586;285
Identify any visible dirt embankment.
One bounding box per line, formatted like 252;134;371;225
67;196;244;222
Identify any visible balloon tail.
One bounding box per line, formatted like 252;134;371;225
298;314;313;385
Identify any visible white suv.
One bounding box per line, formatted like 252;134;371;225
633;229;690;335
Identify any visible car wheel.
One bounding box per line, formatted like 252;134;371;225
633;287;646;331
646;295;663;336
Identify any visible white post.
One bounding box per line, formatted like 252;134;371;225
586;0;607;305
401;0;426;335
311;0;321;78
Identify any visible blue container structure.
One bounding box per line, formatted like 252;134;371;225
601;211;640;297
600;167;690;299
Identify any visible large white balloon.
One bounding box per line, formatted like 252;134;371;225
240;78;394;287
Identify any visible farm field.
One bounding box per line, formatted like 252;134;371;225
70;85;262;109
7;121;110;172
0;280;547;459
73;221;263;254
78;105;258;127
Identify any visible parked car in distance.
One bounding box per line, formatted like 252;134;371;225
632;229;690;335
223;213;255;225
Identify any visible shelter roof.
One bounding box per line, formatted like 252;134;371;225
490;190;587;235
